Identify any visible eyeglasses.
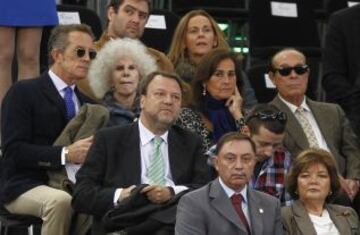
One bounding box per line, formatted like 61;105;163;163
75;47;97;60
246;111;287;123
272;65;309;76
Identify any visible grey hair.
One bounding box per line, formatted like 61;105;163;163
88;38;158;99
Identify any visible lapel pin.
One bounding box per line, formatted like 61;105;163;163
259;208;264;214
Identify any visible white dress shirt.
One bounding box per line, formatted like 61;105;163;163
49;70;81;183
113;119;188;204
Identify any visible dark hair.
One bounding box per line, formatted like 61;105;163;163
48;24;95;65
107;0;151;12
192;48;243;114
139;71;184;96
215;132;256;155
268;47;307;72
286;148;341;202
246;104;287;135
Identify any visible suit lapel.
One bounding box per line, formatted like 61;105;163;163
326;204;352;234
272;96;308;149
247;190;264;235
306;99;332;147
40;73;67;119
167;127;185;182
121;123;142;184
291;201;317;235
209;179;248;233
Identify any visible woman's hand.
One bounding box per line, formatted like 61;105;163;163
226;86;243;120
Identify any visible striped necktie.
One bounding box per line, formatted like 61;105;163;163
295;107;319;148
148;136;165;186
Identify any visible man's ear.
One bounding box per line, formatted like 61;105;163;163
107;6;115;22
51;48;62;63
213;156;219;171
140;95;145;109
268;71;276;84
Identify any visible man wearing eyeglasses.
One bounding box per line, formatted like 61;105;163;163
77;0;174;100
0;24;95;235
269;48;360;212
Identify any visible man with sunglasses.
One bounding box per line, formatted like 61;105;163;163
246;104;293;206
269;48;360;213
0;24;95;235
77;0;174;100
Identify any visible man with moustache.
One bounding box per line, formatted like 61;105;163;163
175;132;283;235
73;71;208;235
269;48;360;212
0;24;95;235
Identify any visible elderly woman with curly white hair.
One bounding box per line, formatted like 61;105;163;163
88;38;157;126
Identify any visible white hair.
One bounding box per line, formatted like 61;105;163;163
88;38;158;99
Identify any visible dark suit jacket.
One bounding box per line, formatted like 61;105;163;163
0;73;92;204
322;5;360;137
281;200;359;235
72;122;209;234
175;178;283;235
271;95;360;179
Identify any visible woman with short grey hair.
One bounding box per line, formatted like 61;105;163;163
88;38;157;126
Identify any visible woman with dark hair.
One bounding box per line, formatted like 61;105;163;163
282;148;359;235
167;9;257;110
176;48;244;151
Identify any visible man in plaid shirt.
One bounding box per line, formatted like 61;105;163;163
246;104;292;206
207;103;293;205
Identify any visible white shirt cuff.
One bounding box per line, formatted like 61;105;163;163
172;185;188;194
61;147;66;165
114;188;123;206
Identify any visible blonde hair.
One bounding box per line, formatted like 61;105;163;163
167;10;229;66
88;38;157;99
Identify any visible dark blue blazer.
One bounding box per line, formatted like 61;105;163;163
0;72;92;204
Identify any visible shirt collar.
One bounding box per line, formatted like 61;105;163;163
219;177;248;204
138;119;168;146
48;70;76;92
278;94;310;113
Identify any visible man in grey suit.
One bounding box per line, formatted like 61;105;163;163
175;132;283;235
269;48;360;209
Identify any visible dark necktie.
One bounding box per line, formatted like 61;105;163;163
63;86;76;120
231;194;251;235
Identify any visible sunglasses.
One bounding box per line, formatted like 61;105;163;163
272;65;309;76
75;47;97;60
246;111;287;123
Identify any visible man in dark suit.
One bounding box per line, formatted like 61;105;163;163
175;132;283;235
72;71;209;235
323;4;360;138
269;48;360;210
0;24;95;235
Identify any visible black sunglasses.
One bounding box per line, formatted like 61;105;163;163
75;47;97;60
246;111;287;123
273;64;309;76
